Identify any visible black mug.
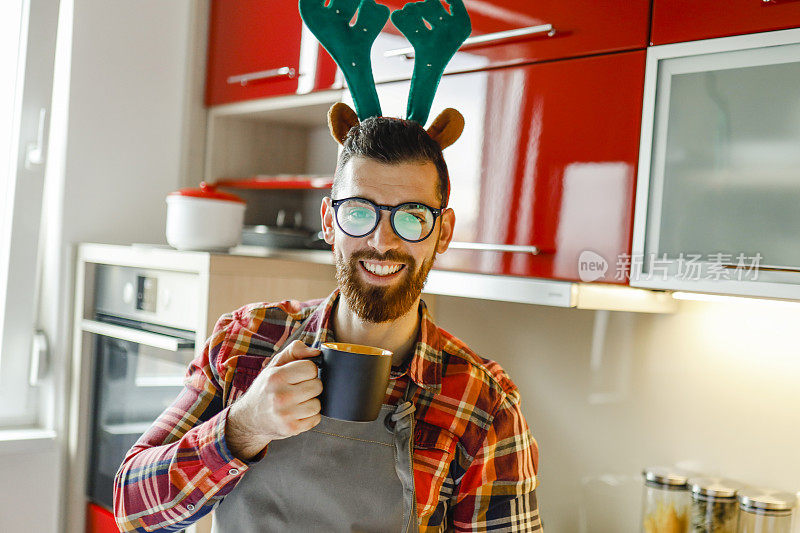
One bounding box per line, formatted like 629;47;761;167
311;342;393;422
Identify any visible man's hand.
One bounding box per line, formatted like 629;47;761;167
225;340;323;461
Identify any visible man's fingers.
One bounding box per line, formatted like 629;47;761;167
277;359;320;385
291;377;323;403
272;377;322;410
295;413;322;434
270;340;321;368
294;397;322;419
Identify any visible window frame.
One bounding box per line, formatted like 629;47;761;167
0;0;61;427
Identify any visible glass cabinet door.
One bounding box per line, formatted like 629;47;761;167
634;30;800;298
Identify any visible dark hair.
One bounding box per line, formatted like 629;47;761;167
332;117;449;208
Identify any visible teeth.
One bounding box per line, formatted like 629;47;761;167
363;261;402;276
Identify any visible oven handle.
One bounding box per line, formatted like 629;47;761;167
81;319;195;352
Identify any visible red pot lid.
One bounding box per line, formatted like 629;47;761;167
168;181;245;204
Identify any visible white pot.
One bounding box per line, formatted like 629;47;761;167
165;182;246;251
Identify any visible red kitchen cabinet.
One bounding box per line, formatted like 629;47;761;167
651;0;800;45
86;503;118;533
376;50;646;283
371;0;650;82
206;1;650;104
205;0;337;106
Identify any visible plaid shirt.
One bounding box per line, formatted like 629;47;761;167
114;288;542;532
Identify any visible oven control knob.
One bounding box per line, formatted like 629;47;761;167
123;282;135;304
161;288;171;308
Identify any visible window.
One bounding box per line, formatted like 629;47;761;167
0;0;60;427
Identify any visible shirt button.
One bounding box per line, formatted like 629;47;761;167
187;504;195;511
229;468;240;476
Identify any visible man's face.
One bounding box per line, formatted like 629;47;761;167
321;156;455;323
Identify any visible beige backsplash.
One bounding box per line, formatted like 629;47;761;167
431;294;800;532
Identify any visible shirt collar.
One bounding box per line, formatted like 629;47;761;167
304;288;443;394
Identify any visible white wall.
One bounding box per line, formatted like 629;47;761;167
60;0;205;248
0;443;60;531
434;295;800;532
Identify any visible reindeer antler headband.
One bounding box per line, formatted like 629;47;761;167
299;0;472;151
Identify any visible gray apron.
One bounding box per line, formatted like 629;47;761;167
213;316;419;533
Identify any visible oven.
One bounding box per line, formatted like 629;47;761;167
83;264;200;513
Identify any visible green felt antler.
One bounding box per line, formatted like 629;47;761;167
299;0;390;121
390;0;471;126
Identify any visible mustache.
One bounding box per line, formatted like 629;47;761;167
350;250;413;264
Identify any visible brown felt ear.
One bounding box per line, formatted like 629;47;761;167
426;108;465;150
328;103;359;145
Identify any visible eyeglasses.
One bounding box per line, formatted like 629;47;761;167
331;197;442;243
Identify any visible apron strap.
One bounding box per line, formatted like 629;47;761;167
391;376;419;532
402;377;417;402
391;400;416;422
391;379;418;422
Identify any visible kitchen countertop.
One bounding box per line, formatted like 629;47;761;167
226;244;333;265
99;243;675;312
126;242;334;265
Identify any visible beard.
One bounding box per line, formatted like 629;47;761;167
334;241;437;323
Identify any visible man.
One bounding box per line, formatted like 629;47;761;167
114;116;542;532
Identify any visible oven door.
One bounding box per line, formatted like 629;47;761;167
84;315;196;510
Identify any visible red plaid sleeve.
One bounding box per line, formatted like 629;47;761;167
113;312;252;532
451;389;542;532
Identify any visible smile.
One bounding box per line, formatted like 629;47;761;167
359;260;405;277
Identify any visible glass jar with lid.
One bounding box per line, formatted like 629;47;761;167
688;477;744;533
736;488;796;533
642;467;691;533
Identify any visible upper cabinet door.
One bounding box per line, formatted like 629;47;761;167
377;50;646;283
205;0;337;106
371;0;650;83
651;0;800;45
632;30;800;299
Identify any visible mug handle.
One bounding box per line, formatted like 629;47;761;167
309;354;323;368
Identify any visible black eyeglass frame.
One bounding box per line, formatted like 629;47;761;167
330;196;443;243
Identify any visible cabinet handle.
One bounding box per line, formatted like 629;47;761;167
227;67;296;86
720;263;800;273
384;24;556;59
447;241;545;255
